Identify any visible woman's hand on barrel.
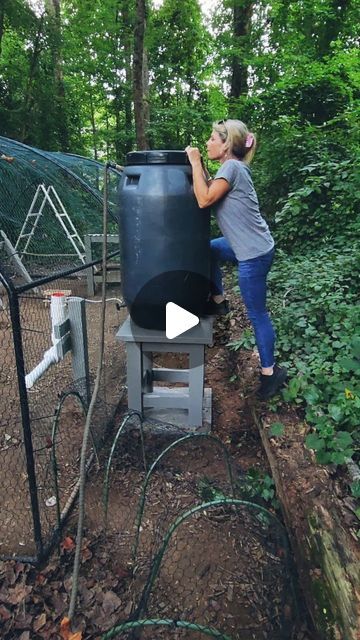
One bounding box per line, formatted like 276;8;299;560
185;145;202;167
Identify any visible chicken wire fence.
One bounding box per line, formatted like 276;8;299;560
0;255;127;563
0;138;125;562
78;414;297;640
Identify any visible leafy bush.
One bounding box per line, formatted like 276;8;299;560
268;236;360;465
274;155;360;250
253;106;360;251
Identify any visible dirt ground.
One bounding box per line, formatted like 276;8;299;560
0;282;315;639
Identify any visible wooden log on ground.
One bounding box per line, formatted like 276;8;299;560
254;411;360;640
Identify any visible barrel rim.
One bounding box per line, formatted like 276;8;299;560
126;150;189;166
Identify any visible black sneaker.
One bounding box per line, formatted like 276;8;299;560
203;298;230;316
257;365;288;400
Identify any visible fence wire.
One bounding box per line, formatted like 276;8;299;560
0;251;126;560
81;415;296;640
0;136;121;278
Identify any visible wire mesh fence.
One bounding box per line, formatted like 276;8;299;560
0;138;124;561
0;239;126;561
0;136;121;279
80;416;297;640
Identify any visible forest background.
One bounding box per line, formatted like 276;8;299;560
0;0;359;469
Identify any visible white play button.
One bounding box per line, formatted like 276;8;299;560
166;302;199;339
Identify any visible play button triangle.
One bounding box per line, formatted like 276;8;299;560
166;302;199;339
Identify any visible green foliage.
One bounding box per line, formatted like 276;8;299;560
252;107;360;251
147;0;215;150
198;470;279;510
237;468;280;510
267;236;360;465
351;481;360;500
274;152;360;250
197;477;227;503
247;0;360;253
227;329;256;352
269;422;285;437
305;430;354;466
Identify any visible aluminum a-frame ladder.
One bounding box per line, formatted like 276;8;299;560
15;184;86;263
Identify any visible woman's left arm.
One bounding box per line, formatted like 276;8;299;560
185;146;230;209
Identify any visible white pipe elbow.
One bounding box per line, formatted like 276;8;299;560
25;345;59;389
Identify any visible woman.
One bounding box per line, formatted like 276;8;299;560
185;119;287;400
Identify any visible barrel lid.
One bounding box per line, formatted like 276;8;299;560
126;150;189;166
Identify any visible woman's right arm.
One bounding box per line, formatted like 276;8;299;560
185;146;230;208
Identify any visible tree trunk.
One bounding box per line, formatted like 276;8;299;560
121;1;134;156
112;1;134;161
45;0;69;150
89;82;98;160
21;15;44;142
133;0;149;150
230;0;253;99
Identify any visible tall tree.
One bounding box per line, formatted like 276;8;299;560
45;0;69;149
113;0;135;158
21;12;45;142
133;0;149;149
230;0;253;99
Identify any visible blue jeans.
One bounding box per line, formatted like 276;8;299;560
210;237;276;368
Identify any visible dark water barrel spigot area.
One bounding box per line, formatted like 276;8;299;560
118;150;211;330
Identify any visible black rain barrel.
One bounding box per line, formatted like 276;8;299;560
118;150;210;330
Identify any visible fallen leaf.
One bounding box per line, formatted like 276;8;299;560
51;591;67;617
101;590;122;616
61;536;75;552
60;617;71;639
60;617;82;640
113;564;131;580
33;612;47;632
63;576;73;593
6;583;32;605
81;546;92;562
0;604;11;621
14;612;33;630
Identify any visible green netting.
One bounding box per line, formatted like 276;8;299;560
47;152;121;215
0;136;121;278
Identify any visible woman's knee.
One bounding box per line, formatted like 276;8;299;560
210;237;225;259
211;237;237;263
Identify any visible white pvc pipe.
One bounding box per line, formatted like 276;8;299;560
25;293;68;389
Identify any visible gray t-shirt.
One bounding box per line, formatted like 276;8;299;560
214;159;274;261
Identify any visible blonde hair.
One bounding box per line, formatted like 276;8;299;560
212;119;257;164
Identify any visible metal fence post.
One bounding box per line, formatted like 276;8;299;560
0;270;43;561
67;297;91;406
